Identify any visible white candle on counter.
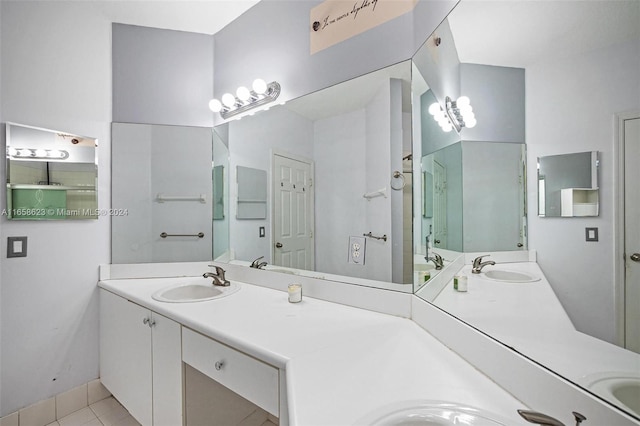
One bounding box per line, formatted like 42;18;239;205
288;283;302;303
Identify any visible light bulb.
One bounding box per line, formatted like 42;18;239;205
428;103;441;116
35;149;47;157
49;150;62;158
209;99;223;112
222;93;236;108
18;149;30;157
458;104;473;115
236;86;251;101
465;117;477;128
9;148;18;157
456;96;471;108
252;79;267;94
464;111;475;121
441;123;453;132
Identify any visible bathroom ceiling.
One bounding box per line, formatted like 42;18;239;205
103;0;260;35
449;0;640;69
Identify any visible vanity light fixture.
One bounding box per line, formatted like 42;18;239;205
209;78;281;120
428;96;477;132
8;147;69;160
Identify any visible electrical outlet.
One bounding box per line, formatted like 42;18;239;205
348;236;366;265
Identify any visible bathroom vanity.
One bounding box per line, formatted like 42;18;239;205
98;266;529;425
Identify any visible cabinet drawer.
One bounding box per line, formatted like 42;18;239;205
182;327;279;417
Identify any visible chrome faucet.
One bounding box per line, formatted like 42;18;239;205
250;256;268;269
427;252;444;270
518;409;587;426
471;254;496;274
203;265;230;286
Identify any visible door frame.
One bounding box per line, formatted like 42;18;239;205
270;149;315;266
614;110;640;347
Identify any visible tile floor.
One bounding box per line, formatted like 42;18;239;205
45;397;139;426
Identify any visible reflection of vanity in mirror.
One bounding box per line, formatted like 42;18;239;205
5;122;98;220
109;0;640;421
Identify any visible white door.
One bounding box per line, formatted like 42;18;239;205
624;117;640;353
273;153;314;269
433;160;447;249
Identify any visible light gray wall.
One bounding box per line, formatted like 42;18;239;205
527;38;640;343
213;0;457;123
0;1;111;416
112;23;214;127
459;63;525;143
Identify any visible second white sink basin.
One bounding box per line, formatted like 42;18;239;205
355;401;512;425
152;277;240;303
483;270;540;283
584;372;640;416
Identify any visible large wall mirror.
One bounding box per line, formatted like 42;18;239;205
412;0;640;420
216;61;414;292
5;122;98;220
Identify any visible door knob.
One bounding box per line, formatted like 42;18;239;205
517;243;524;247
275;242;283;248
631;253;640;262
434;240;441;244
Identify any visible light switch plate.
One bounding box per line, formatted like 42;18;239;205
585;227;598;242
7;236;27;258
348;236;366;265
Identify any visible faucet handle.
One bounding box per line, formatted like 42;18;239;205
472;254;490;267
214;266;226;278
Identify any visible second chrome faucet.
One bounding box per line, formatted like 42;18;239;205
471;254;495;274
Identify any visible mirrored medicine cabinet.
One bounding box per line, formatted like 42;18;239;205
537;151;600;218
5;122;98;220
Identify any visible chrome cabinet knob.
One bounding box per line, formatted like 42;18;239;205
631;253;640;262
215;361;224;371
142;318;149;325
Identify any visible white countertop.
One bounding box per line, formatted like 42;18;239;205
99;277;527;425
433;262;575;342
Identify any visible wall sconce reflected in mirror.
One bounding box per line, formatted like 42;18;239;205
209;79;281;120
8;147;69;160
428;95;477;132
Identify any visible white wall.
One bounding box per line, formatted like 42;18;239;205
527;38;640;343
0;2;112;416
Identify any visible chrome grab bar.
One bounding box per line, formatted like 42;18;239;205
363;232;387;242
160;232;205;238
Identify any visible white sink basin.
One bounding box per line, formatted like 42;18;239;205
152;277;240;303
483;270;540;283
414;263;436;272
266;267;298;275
584;372;640;416
355;401;511;425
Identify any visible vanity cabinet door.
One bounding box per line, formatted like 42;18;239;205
100;289;153;425
99;289;182;426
